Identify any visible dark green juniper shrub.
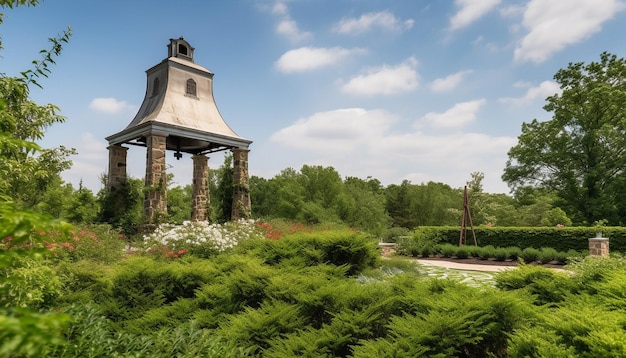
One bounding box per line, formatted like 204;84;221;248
493;247;509;261
495;265;575;306
439;243;457;258
467;245;483;258
455;245;470;259
478;245;496;260
521;247;540;263
538;247;558;264
353;285;534;358
506;246;523;261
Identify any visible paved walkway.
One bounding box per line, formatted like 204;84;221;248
416;259;516;272
415;259;569;273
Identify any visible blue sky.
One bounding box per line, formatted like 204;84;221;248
2;0;626;194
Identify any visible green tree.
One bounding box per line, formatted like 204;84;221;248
97;177;143;234
212;154;233;222
503;52;626;225
385;180;461;229
339;176;390;235
167;183;192;224
0;1;73;354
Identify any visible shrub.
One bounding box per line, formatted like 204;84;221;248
141;219;264;259
467;245;482;258
478;245;496;260
419;245;433;258
439;243;457;258
493;247;509;261
353;287;534;357
242;230;380;276
382;226;410;243
218;301;305;356
521;247;540;263
538;247;558;264
0;257;63;309
495;265;575;305
455;245;470;259
506;247;523;261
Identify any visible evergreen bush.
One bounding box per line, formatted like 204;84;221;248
521;247;540;263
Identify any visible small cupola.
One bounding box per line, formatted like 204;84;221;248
167;36;194;62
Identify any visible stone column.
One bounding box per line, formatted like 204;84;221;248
191;154;209;221
107;145;128;191
144;132;168;224
589;235;609;257
231;148;251;220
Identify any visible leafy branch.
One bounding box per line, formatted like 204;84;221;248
19;27;72;88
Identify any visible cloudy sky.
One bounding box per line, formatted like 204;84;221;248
2;0;626;193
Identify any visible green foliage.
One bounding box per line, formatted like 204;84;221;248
213;154;234;222
0;200;72;355
495;265;575;305
520;247;540;263
97;177;143;235
166;183;192;224
398;225;626;252
0;257;63;309
194;255;276;328
218;300;305;356
354;286;534;358
241;230;380;276
386;180;462;229
503;52;626;225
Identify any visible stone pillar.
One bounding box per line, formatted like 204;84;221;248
144;132;168;224
191;154;209;221
107;145;128;191
589;235;609;257
231;148;251;220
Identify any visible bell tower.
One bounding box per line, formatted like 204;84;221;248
105;37;252;225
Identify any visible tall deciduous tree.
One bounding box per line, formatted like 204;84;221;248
503;52;626;225
0;14;73;208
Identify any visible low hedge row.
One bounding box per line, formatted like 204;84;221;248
408;226;625;252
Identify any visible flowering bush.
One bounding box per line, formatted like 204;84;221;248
3;224;126;264
141;219;265;259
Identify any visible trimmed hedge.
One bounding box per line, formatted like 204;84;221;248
408;226;625;252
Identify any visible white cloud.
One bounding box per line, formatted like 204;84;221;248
89;97;136;114
271;1;287;15
339;57;419;96
275;46;365;73
449;0;501;31
269;107;515;193
268;0;312;43
60;132;108;192
421;99;486;129
430;70;473;92
499;80;561;105
276;18;313;43
270;108;397;152
332;10;414;34
514;0;625;63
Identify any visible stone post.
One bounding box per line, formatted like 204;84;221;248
231;148;251;220
144;132;168;224
107;145;128;191
191;154;209;221
589;234;609;257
